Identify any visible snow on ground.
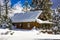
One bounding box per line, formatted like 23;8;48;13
0;29;60;40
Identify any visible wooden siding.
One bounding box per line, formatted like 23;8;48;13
13;22;40;30
12;22;53;30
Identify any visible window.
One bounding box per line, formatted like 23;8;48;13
19;24;21;26
27;23;30;28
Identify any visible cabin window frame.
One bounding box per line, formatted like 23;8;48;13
19;24;22;26
27;23;30;28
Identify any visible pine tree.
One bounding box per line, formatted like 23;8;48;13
31;0;44;10
52;5;60;33
31;0;53;33
40;0;53;21
0;2;3;27
0;0;13;30
22;0;30;12
3;0;12;29
31;0;53;21
0;3;2;26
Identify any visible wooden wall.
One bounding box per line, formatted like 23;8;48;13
13;22;41;30
12;22;53;30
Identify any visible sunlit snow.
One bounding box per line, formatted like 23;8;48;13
0;29;60;40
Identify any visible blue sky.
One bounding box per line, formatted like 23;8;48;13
11;0;60;9
11;0;32;6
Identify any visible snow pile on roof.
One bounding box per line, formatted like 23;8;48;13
11;11;42;23
36;19;53;24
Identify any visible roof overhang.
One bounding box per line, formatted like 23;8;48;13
36;19;53;24
12;19;36;23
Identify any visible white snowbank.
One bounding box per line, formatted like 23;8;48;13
0;29;60;40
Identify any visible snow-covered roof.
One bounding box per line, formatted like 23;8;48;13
11;11;42;23
11;11;53;24
36;19;53;24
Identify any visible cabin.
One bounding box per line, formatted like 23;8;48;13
11;11;53;30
